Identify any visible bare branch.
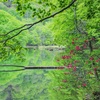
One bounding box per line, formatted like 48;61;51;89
1;0;76;43
0;24;31;36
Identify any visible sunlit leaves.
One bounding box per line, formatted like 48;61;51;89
48;0;100;100
0;10;29;60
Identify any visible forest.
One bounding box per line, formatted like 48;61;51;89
0;0;100;100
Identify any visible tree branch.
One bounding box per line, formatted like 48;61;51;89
0;64;65;72
0;24;31;36
1;0;76;43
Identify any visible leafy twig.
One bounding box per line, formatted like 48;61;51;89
0;0;76;43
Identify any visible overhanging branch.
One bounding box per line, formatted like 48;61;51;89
0;0;76;44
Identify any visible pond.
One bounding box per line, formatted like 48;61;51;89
0;48;63;100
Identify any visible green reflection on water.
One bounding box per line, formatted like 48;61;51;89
0;49;59;100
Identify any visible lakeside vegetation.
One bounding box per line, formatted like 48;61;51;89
0;0;100;100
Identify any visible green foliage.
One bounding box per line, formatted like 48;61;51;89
0;2;23;20
0;0;100;100
0;9;30;61
27;23;54;46
47;0;100;100
1;0;73;18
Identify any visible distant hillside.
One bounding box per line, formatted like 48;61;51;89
0;2;23;20
0;9;29;46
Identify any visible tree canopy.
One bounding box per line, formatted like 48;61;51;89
0;0;100;100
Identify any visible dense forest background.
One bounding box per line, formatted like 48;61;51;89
0;0;100;100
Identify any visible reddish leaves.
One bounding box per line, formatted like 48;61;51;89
82;83;87;87
95;58;100;62
89;57;94;60
83;44;87;49
72;41;75;44
94;68;97;72
66;64;72;69
73;66;77;71
70;50;74;55
62;55;71;59
62;80;67;83
75;46;81;50
74;60;79;64
84;40;88;43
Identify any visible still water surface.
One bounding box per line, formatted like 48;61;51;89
0;48;62;100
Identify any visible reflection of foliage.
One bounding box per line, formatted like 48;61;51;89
0;49;56;100
0;71;51;100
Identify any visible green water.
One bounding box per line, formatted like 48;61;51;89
0;49;59;100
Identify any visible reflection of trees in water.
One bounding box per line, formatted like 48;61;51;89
0;71;50;100
0;85;14;100
29;49;56;66
0;49;58;99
